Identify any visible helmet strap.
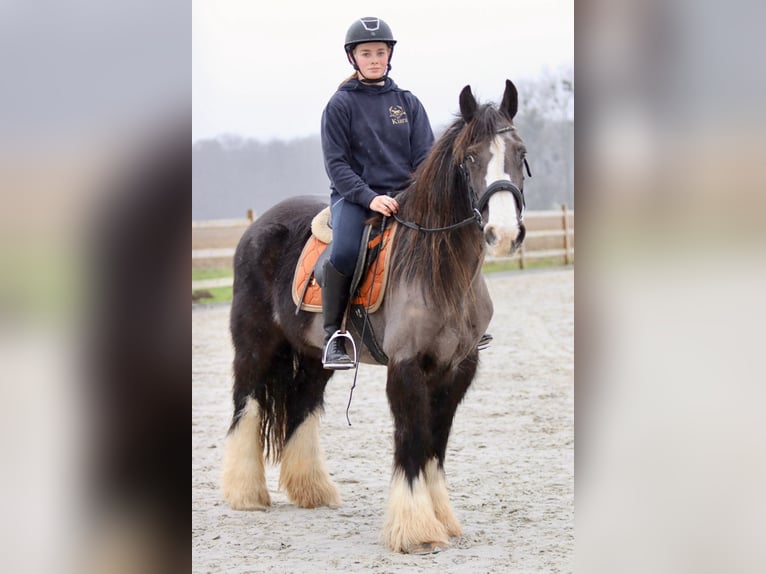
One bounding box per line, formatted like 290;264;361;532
357;68;390;85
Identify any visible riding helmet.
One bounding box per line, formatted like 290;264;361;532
344;17;397;54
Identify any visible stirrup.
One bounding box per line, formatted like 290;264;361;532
477;333;493;351
322;330;358;370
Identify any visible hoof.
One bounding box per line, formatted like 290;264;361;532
228;500;270;511
405;542;448;555
223;486;271;511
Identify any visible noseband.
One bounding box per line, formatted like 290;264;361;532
473;175;525;217
463;164;527;250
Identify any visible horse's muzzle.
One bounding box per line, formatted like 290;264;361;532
484;220;526;255
481;180;526;255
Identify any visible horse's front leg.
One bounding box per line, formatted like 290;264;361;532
382;358;449;554
427;353;478;538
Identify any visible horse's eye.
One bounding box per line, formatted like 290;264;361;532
466;154;476;164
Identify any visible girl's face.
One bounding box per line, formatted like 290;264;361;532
352;42;391;80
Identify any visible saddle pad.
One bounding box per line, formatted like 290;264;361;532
291;224;397;313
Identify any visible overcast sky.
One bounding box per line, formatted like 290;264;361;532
193;0;573;142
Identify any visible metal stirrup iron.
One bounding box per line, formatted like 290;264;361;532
477;333;493;351
322;330;358;368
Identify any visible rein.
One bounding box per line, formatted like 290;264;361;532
392;208;483;233
391;163;488;234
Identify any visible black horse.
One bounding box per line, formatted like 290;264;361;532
222;80;528;554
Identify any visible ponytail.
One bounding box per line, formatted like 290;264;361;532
338;73;357;89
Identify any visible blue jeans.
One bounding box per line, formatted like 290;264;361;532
329;198;371;277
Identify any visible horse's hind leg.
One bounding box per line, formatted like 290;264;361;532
221;397;270;509
278;354;340;508
426;353;478;538
221;343;273;510
382;358;450;554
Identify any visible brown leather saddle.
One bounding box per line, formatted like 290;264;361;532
291;207;396;314
290;208;396;364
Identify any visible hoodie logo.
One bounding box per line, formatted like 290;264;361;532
389;105;408;126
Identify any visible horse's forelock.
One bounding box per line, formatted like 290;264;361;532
453;104;506;161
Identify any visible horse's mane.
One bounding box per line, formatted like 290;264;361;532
391;103;508;313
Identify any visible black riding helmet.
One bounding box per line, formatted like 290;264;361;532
344;17;396;82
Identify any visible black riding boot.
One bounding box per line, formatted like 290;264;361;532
321;260;355;370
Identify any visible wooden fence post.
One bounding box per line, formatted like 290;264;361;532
519;243;526;269
247;209;254;223
562;204;571;265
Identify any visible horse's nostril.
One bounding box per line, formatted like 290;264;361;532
484;226;497;246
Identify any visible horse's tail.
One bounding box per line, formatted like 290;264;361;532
229;281;294;465
251;342;296;464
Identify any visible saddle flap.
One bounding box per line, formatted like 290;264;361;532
291;222;397;314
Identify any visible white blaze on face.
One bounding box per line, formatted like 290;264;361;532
484;135;520;230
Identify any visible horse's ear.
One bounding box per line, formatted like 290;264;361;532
501;79;518;120
459;85;477;123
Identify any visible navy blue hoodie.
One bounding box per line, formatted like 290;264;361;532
321;77;434;208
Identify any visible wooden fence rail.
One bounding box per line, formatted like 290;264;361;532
485;204;574;269
192;206;573;290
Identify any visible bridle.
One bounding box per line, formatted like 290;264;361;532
393;126;529;247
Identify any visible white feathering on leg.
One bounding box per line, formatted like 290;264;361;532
279;413;340;508
424;457;462;537
381;469;449;553
221;397;271;510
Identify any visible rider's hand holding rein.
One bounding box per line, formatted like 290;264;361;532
369;195;399;217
